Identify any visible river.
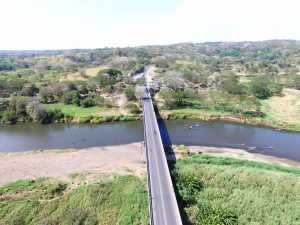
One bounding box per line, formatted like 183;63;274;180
0;120;299;161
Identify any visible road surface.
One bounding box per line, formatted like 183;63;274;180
142;91;182;225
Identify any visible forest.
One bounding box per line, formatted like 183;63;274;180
0;40;300;130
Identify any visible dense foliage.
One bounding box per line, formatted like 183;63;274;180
0;40;299;125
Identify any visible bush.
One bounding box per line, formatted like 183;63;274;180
81;97;95;108
249;77;272;99
48;109;65;123
217;74;245;95
60;90;81;106
124;103;141;114
46;181;67;198
1;110;17;123
178;145;189;154
26;100;50;124
174;170;203;203
197;200;238;225
21;84;39;97
124;85;136;101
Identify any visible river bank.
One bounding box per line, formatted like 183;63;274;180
160;109;300;132
1;142;299;185
3;113;300;133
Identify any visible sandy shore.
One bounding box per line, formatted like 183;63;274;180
182;146;300;168
0;143;146;185
0;143;299;185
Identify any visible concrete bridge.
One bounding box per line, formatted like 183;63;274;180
142;89;182;225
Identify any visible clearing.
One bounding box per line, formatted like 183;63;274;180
261;88;300;130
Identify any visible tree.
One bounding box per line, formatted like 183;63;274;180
164;71;185;90
159;87;176;108
217;73;245;95
21;84;39;97
101;68;122;79
60;90;81;106
135;85;145;99
124;85;136;101
26;100;49;123
81;97;95;108
249;77;272;99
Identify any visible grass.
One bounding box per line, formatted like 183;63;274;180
0;176;148;225
171;155;300;225
1;156;300;224
68;172;87;181
0;178;47;195
43;103;140;123
261;88;300;131
43;103;106;118
162;108;233;120
161;96;300;132
85;66;109;77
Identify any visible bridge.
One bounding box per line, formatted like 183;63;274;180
142;89;182;225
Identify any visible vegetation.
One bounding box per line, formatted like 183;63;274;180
171;155;300;225
1;156;300;224
0;176;148;225
0;40;300;130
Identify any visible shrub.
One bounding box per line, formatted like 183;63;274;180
174;170;203;203
124;103;141;114
46;181;67;198
1;110;17;123
178;145;189;154
197;200;238;225
60;90;81;106
21;84;39;97
26;100;50;124
124;85;136;101
81;97;95;108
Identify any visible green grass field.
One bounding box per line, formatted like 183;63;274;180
0;176;148;225
43;103;106;118
171;155;300;225
1;156;300;225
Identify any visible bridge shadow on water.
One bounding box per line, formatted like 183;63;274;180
153;104;192;225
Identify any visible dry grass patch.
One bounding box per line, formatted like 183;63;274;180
85;66;109;77
261;88;300;128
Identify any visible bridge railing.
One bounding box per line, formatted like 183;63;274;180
142;98;154;225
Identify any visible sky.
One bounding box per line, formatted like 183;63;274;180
0;0;300;50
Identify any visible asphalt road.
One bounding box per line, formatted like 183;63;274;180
142;92;182;225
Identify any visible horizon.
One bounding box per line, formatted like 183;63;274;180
0;39;299;52
1;0;300;50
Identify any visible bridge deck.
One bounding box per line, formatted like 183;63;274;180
142;92;182;225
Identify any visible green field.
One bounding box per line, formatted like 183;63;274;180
42;103;139;123
1;155;300;225
43;103;107;118
0;176;149;225
172;155;300;225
